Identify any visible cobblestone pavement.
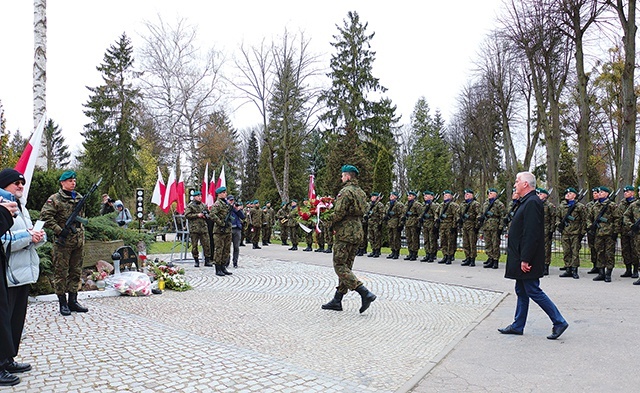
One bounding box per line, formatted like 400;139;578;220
9;255;502;392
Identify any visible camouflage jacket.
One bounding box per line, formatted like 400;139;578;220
542;200;556;236
404;199;423;228
436;200;460;228
263;207;275;226
211;197;232;234
286;206;300;227
365;200;385;227
616;198;635;234
420;201;440;229
459;199;480;229
40;189;85;242
385;200;405;228
556;200;587;236
587;199;619;237
332;179;368;244
276;206;288;225
479;198;506;232
248;207;263;227
623;199;640;234
184;200;209;233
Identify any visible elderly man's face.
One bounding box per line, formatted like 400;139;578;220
4;179;25;199
514;175;529;197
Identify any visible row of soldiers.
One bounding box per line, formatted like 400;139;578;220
275;200;336;253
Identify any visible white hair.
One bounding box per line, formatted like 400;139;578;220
517;172;536;189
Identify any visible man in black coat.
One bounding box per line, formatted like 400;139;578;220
498;172;569;340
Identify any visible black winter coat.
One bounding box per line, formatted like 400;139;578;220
505;190;545;280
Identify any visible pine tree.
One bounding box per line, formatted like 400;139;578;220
242;130;260;201
81;33;142;199
42;118;71;169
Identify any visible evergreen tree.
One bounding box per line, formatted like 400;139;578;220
242;130;260;201
81;33;142;199
42;118;71;169
558;140;579;190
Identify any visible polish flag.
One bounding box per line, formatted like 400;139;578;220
151;167;165;208
216;165;226;190
308;174;316;200
208;169;216;206
14;115;46;204
162;168;177;212
201;163;209;206
176;171;185;214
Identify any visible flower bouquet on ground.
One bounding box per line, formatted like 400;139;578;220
147;259;192;292
105;271;152;296
297;196;335;231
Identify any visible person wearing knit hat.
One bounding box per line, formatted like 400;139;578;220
617;185;638;279
385;191;405;259
39;169;89;316
0;168;45;382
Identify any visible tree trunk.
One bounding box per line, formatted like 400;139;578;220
33;0;46;139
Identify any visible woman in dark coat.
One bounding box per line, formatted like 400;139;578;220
498;172;569;340
0;202;20;386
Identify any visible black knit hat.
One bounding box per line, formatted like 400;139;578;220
0;168;25;189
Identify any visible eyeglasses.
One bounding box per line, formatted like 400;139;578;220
13;180;25;186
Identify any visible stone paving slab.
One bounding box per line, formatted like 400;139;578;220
8;255;502;392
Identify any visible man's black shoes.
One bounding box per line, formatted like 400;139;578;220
547;322;569;340
5;362;31;373
498;325;523;335
0;370;20;386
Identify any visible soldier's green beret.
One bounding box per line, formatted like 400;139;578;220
591;187;599;192
341;164;359;175
371;192;381;197
237;201;243;206
623;185;635;191
266;200;270;204
281;201;287;206
291;199;297;203
253;199;259;204
423;190;434;196
407;190;417;196
215;186;227;194
599;186;611;193
59;170;76;181
443;190;452;195
192;191;202;196
565;187;577;194
390;191;399;197
487;188;498;194
538;188;549;195
464;188;474;194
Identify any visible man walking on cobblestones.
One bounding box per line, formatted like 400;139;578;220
322;165;376;313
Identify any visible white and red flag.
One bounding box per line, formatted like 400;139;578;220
201;163;209;205
216;165;226;190
14;115;46;204
151;167;165;208
162;168;177;212
208;169;216;206
176;171;185;214
308;174;316;201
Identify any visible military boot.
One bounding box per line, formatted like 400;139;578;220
469;258;476;267
356;248;364;256
67;292;88;313
592;268;606;281
409;252;418;261
57;294;71;316
633;277;640;285
604;268;613;283
632;264;639;279
253;243;262;249
355;285;377;313
368;249;376;257
621;264;633;277
587;264;599;274
289;245;298;251
315;247;325;252
559;267;573;278
215;264;226;277
438;255;448;264
492;259;500;269
324;246;332;253
572;267;579;279
303;245;312;251
392;250;399;259
321;290;344;311
194;257;200;268
445;255;452;265
483;258;492;268
220;264;233;275
373;248;381;258
420;253;429;262
404;252;412;260
204;257;213;267
387;251;395;259
461;257;471;266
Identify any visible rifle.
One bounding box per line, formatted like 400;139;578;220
457;197;475;230
477;188;506;230
503;198;521;229
557;189;587;233
435;193;456;232
587;188;621;236
56;177;102;246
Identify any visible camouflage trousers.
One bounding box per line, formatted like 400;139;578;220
405;225;420;252
190;232;211;260
262;225;272;244
462;227;477;258
360;222;368;250
595;235;615;269
288;226;299;246
368;224;382;250
250;225;261;245
483;228;501;260
422;224;438;254
620;234;638;266
440;225;457;256
333;240;363;294
305;230;314;247
544;232;552;265
561;234;582;268
52;240;84;295
280;226;288;243
213;232;231;266
587;232;596;266
388;226;401;251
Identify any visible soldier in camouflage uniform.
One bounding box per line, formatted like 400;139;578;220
262;201;275;246
419;191;439;262
478;188;506;269
437;190;460;265
40;171;89;316
617;186;638;278
321;165;376;313
584;188;599;274
210;186;233;277
324;223;334;254
184;191;212;267
315;217;328;252
459;189;481;266
537;189;556;275
276;201;289;246
623;187;640;285
366;192;385;258
286;200;300;250
384;192;405;259
247;200;263;249
587;186;620;282
403;191;423;261
557;187;587;279
301;201;315;251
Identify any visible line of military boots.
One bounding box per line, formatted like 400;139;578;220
194;256;233;277
58;292;89;316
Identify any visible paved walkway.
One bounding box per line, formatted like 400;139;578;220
9;244;640;392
